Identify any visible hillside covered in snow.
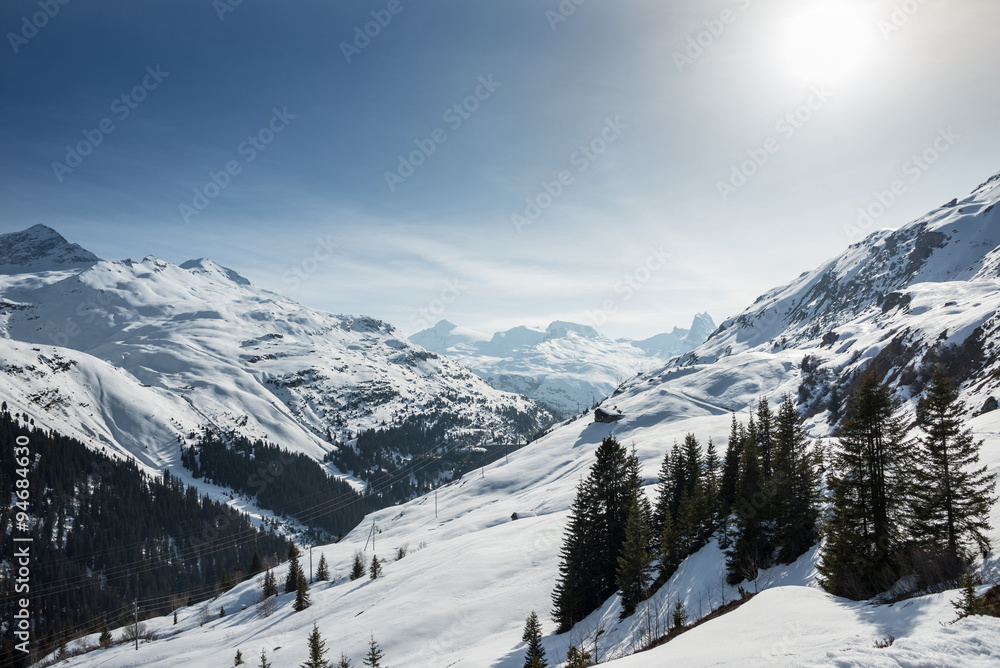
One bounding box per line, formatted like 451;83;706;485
37;172;1000;667
0;228;553;520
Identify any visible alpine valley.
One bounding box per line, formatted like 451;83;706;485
4;169;1000;667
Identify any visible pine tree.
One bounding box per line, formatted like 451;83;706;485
337;653;353;668
727;429;768;585
564;645;593;668
99;625;112;648
285;543;302;594
369;555;382;580
249;549;263;576
521;611;548;668
316;553;330;581
652;450;673;541
755;397;775;480
302;624;330;668
658;510;683;581
912;365;997;562
552;436;636;632
235;649;245;666
173;611;178;625
772;396;820;564
220;606;226;618
951;564;992;619
351;553;366;581
259;648;272;668
616;492;652;618
262;568;278;598
294;570;311;611
819;368;914;599
720;414;744;513
671;599;687;629
362;633;383;667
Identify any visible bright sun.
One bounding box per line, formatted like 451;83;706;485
782;4;873;83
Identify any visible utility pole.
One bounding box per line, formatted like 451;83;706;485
134;599;138;651
309;546;313;583
435;489;438;518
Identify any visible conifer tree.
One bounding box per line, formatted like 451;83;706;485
362;633;383;667
616;492;652;618
262;568;278;599
351;552;366;581
316;553;330;581
652;450;673;541
912;365;997;561
951;564;992;619
564;645;593;668
259;648;272;668
755;397;775;479
99;625;112;648
294;570;310;611
301;623;330;668
720;414;744;513
704;437;721;516
337;653;353;668
285;543;302;594
369;555;382;580
552;436;636;632
819;368;913;599
657;511;683;581
235;649;245;666
727;431;768;584
671;599;687;629
772;396;820;564
249;549;263;576
521;611;548;668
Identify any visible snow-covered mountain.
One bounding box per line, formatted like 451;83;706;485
410;314;716;418
0;227;552;498
29;170;1000;667
0;223;100;272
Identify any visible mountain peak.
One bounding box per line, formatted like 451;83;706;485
0;224;101;273
180;258;252;286
545;321;599;339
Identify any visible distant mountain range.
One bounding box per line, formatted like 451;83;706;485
410;313;716;417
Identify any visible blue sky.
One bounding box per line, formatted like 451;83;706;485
2;0;999;339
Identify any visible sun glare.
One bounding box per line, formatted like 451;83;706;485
782;4;873;83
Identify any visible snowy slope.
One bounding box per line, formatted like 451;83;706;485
39;171;1000;667
0;228;552;487
411;314;715;418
